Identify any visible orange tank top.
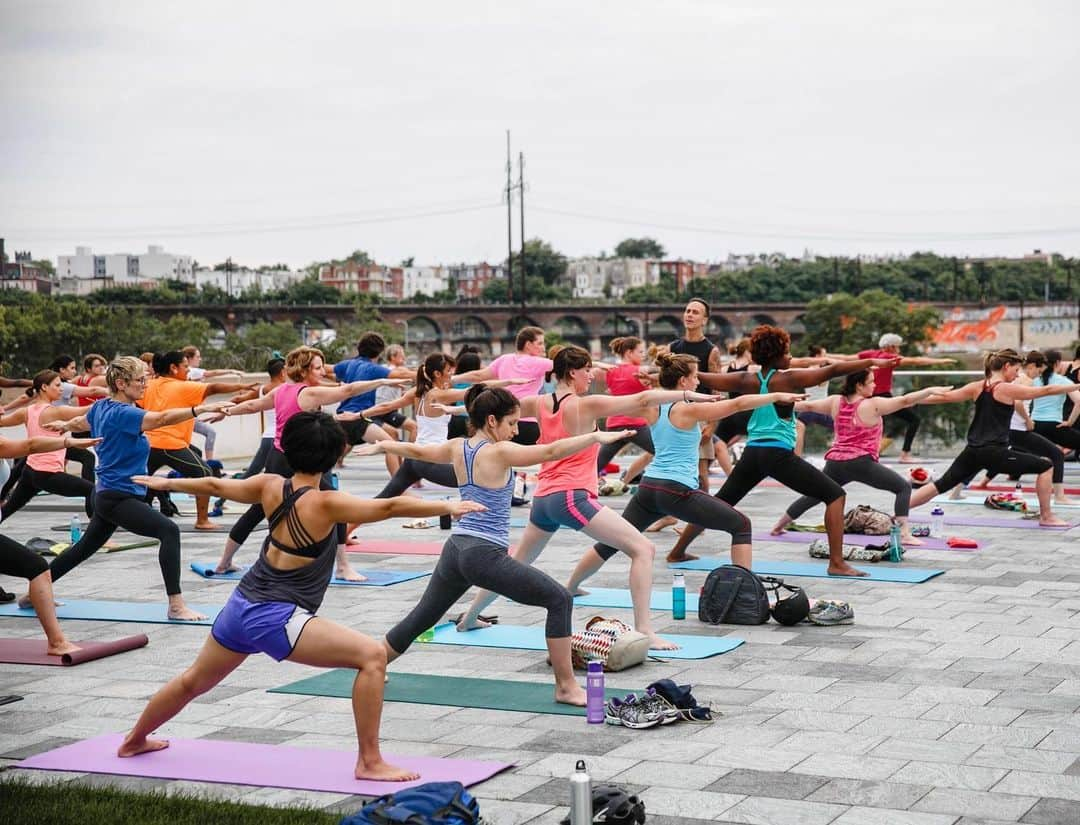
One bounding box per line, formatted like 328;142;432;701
534;393;599;497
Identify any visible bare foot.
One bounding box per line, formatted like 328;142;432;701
770;523;789;536
455;614;493;631
972;477;991;489
645;516;678;533
827;562;869;577
568;586;590;597
168;606;208;621
1040;516;1071;527
948;488;965;500
18;595;62;610
1054;497;1075;506
213;563;240;574
555;684;587;706
647;632;680;651
336;567;368;583
355;758;420;782
898;455;919;464
901;536;924;547
47;640;81;656
666;551;698;563
117;735;170;757
193;521;220;531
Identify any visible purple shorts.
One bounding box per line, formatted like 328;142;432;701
529;489;603;533
211;589;315;662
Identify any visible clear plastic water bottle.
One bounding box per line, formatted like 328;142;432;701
586;661;605;724
672;573;686;620
417;626;436;643
930;506;945;537
569;760;592;825
887;520;903;562
69;515;81;545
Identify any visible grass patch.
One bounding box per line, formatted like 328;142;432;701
0;776;344;824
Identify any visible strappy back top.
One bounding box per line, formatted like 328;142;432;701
535;393;599;497
415;394;451;446
237;479;337;613
747;369;796;449
453;439;514;548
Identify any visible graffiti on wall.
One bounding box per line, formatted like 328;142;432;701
931;306;1008;348
931;305;1078;351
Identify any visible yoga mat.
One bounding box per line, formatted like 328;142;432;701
190;562;430;587
50;523;263;535
346;539;443;555
23;500;84;512
0;695;23;706
756;531;982;552
909;514;1078;530
19;734;512;795
573;587;702;612
272;670;626;715
0;634;148;666
29;537;159;556
425;622;743;659
669;558;945;583
974;484;1080;495
931;493;1080;510
0;599;221;626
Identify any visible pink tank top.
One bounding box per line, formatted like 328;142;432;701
26;404;67;473
825;397;882;462
273;383;306;451
534;393;600;497
604;364;648;429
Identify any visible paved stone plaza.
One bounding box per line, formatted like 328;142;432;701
2;454;1080;824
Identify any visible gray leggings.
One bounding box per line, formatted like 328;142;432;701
785;454;910;520
384;533;572;654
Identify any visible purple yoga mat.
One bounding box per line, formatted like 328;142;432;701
908;514;1078;530
755;531;982;551
0;634;148;666
20;734;513;794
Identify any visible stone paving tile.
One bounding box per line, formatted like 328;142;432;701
871;737;980;764
913;788;1040;821
891;761;1008;792
942;723;1052;748
1018;797;1080;824
967;745;1079;774
805;777;931;809
789;753;907;782
200;725;303;745
716;795;848;825
704;768;830;800
993;772;1080;803
831;808;957;825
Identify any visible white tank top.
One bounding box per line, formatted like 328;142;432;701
414;395;450;446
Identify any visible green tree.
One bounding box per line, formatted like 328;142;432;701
507;238;567;286
614;238;665;259
624;272;677;304
210;321;302;371
265;274;347;304
32;259;56;277
482;274;570;303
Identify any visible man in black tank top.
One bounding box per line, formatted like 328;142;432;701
670;298;724;491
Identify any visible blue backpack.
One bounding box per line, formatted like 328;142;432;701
341;781;480;825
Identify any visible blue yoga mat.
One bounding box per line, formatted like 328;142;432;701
424;622;742;659
190;562;429;587
669;558;944;583
573;587;701;612
0;599;221;626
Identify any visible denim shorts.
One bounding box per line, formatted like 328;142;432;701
529;489;603;532
211;589;315;662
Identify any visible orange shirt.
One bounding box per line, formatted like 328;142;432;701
141;377;206;450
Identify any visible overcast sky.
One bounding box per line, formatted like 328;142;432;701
3;1;1078;270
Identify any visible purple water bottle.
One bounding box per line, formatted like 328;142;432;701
586;661;604;724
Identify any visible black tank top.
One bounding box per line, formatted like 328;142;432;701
671;337;717;394
967;381;1012;448
725;362;750;399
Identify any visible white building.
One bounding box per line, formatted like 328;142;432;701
188;267;303;297
566;257;656;299
402;266;449;299
56;245;194;294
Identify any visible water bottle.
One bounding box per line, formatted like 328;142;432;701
569;760;592;825
329;472;339;490
439;496;452;530
887;520;903;563
930;506;945;537
672;573;686;620
69;515;81;545
417;627;436;643
586;661;605;724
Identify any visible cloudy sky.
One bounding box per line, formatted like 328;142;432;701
2;1;1078;270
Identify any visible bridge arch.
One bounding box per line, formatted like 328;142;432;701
450;315;494;356
649;314;682;342
707;314;735;348
507;315;539;337
743;313;778;334
403;315;442;353
548;315;590;347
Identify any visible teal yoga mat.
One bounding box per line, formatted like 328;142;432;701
573;587;701;612
271;670;626;715
669;558;945;583
930;493;1080;510
424;622;743;659
0;599;221;626
190;562;429;587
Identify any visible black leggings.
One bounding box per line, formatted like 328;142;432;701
148;446;211;480
596;427;654;473
65;447;96;483
49;490;183;595
786;455;910;520
376;459;459;498
877;393;919;452
228;448;345;546
934;444;1052;494
512;420;540;446
0;533;49;580
447;414;469;440
595;476;752;561
385;533;572;653
982;430;1065;484
2;467;94;519
719;445;845;508
1033;420;1080;453
243;437;274;478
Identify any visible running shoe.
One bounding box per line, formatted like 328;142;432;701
615;694;665;729
604;694;637;726
807;600;855;626
639;687;680;725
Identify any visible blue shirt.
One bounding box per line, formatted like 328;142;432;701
645;403;701;487
1032;373;1071;422
333;358;390;413
87;399;149;495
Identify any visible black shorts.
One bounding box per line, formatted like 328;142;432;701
370;412;406;429
340;417;374;445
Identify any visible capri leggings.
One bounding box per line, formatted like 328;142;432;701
719;445;845;508
376;459;459;498
228;448;346;546
2;467;94;519
148;445;211;480
243;437;274;478
385;533;572;653
877;394;920;452
48;490;183;595
979;430;1064;485
933;445;1052;494
595;427;654;473
785;455;910;520
1033;420;1080;453
0;533;49;580
194;420;217;456
595;476;752;561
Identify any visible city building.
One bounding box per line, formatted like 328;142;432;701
402;265;450;299
56;244;194;294
448;261;506;300
1;252;55;294
187;267;304;297
318;262;400;298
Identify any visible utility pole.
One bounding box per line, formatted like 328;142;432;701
225;256;234;299
951;257;960;302
518;151;526;314
505;131;514;305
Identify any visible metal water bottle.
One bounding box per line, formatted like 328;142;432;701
930;507;945;537
672;572;686;620
586;661;605;724
569;760;592;825
69;515;81;545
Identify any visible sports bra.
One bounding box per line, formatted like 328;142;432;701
266;479;334;559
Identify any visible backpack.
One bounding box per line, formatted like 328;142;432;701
340;781;479;825
699;564;770;625
570;616;650;671
842;504;892;535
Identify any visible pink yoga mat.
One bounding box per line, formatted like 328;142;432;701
755;532;982;551
346;539;444;555
0;635;148;666
20;734;512;795
909;514;1078;530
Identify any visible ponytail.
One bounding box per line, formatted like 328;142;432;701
29;369;60;398
983;348;1022;375
416;352;456;399
652;349;697;389
609;336;642;357
841;369;871;397
1042;350;1062;386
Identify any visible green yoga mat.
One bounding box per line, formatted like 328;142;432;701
270;670;625;716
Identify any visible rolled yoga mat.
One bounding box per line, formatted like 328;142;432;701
423;622;743;659
346;539;444;555
908;513;1078;530
0;599;221;626
50;522;265;534
573;587;701;612
668;558;945;583
754;531;983;551
19;734;513;795
0;634;148;666
190;562;430;587
272;670;627;716
930;493;1080;510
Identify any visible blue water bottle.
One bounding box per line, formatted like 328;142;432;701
672;573;686;620
887;520;903;562
69;515;81;545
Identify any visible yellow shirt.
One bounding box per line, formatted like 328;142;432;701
141;377;207;450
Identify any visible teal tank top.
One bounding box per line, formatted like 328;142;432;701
1031;374;1069;422
747;369;796;449
644;402;700;487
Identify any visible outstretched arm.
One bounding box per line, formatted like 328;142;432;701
452;366;497;384
779;357;899;389
580;388;714;418
355;439;458;465
997;381;1080;403
0;434;99;460
684;392;807;424
321;494;484;526
490;428;634;467
300;378;409;410
917;380;983;405
134;472;275;503
898;356;957;367
0;376;32;389
868;386;954;417
141;400;232;431
361;388;418;419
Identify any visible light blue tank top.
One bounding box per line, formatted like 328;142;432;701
747;369;796;449
1031;374;1070;422
453;439;514;548
644;402;700;487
